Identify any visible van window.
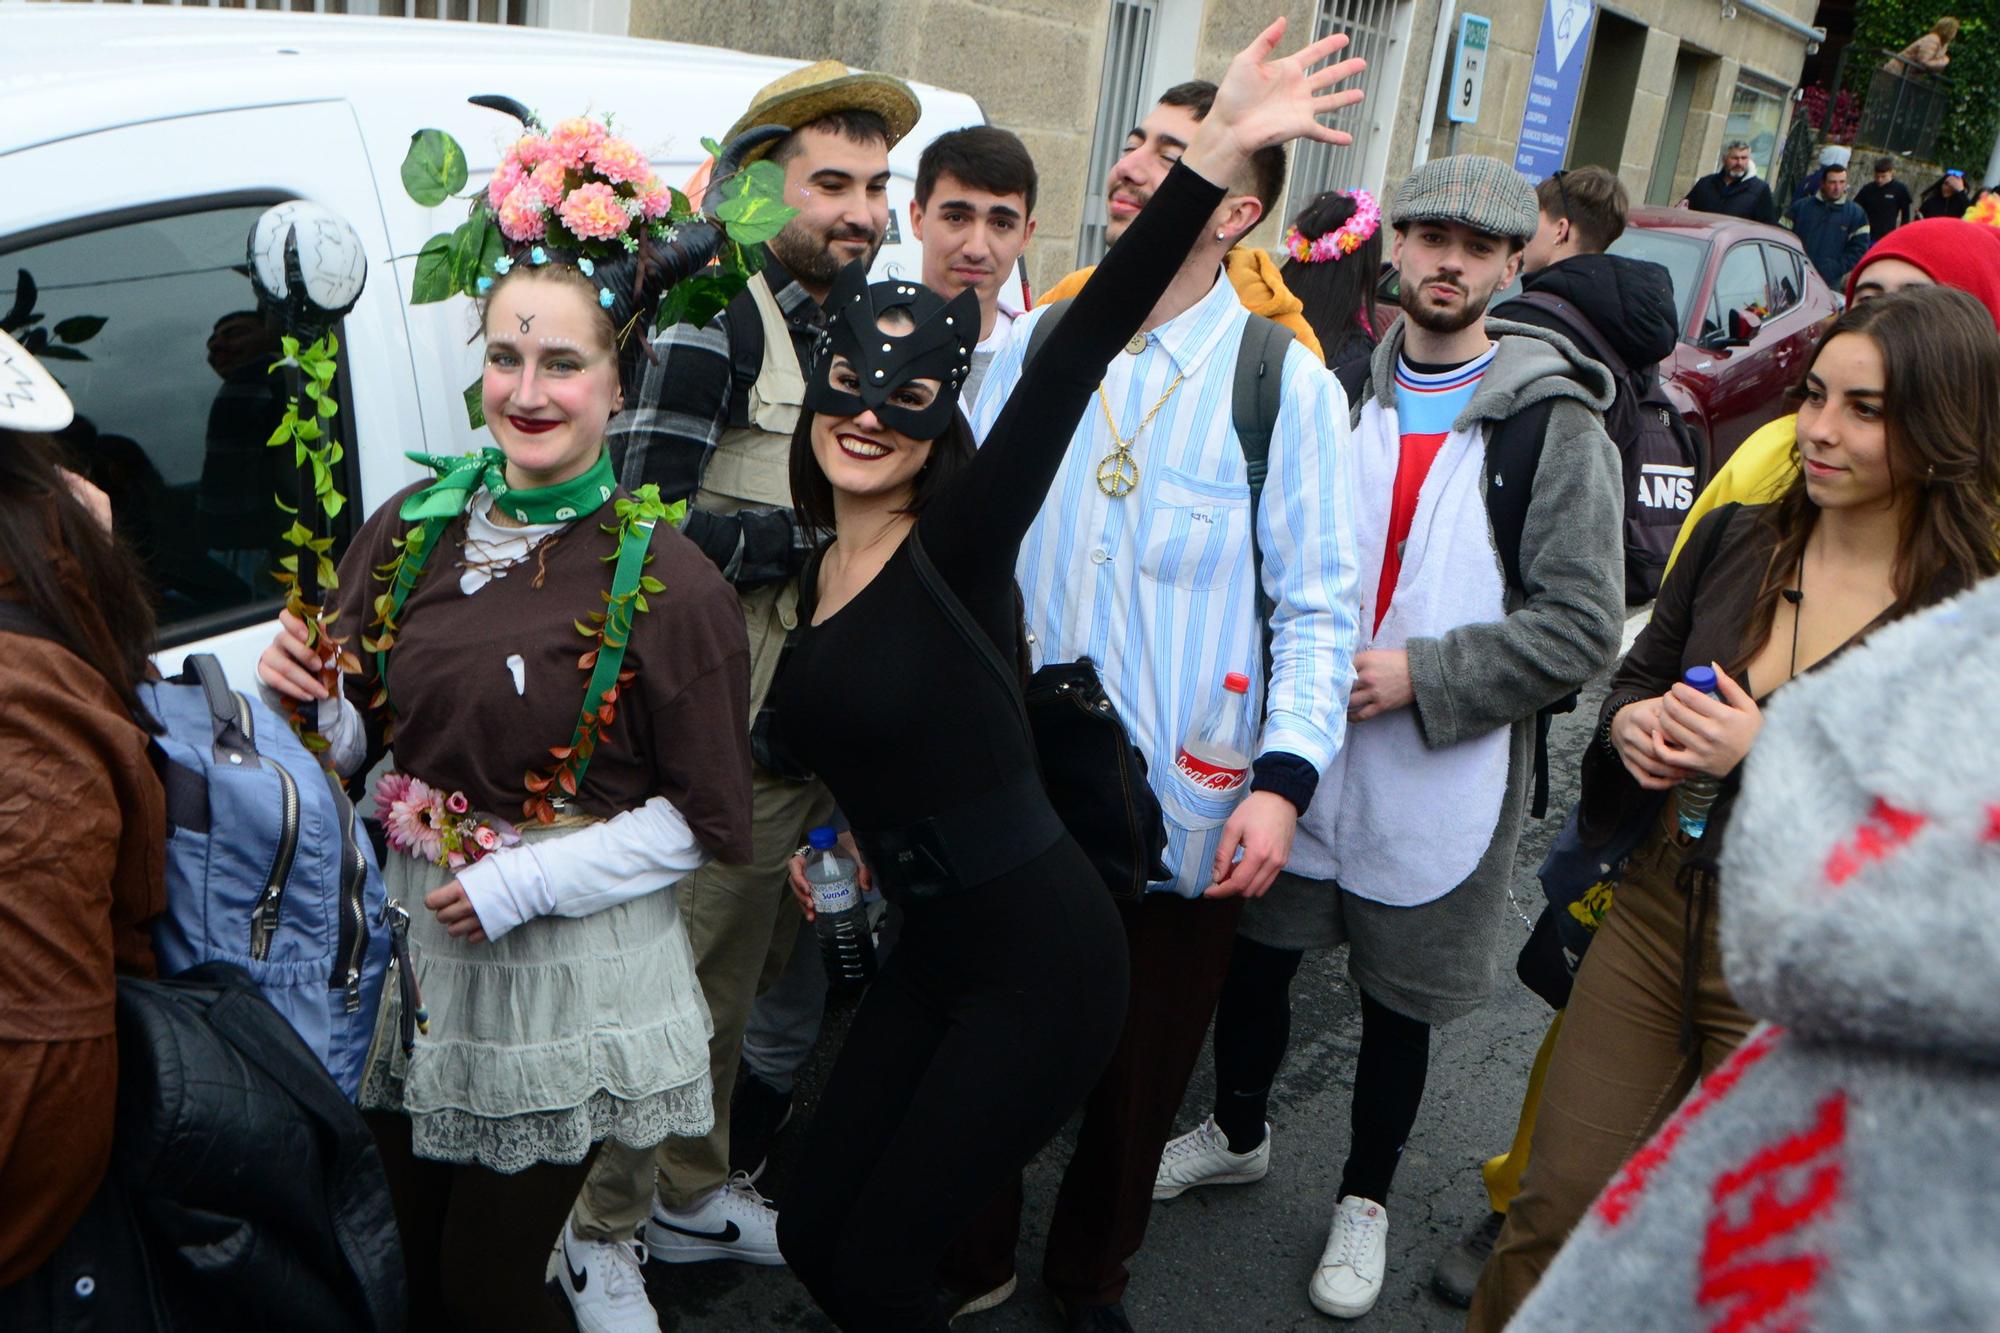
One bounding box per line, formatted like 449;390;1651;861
2;202;359;643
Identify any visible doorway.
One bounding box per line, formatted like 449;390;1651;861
1567;8;1648;172
1649;47;1703;203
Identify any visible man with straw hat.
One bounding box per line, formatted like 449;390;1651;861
558;60;918;1333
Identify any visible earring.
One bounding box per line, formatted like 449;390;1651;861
1215;229;1227;240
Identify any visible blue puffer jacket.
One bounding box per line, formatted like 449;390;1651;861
1788;195;1871;286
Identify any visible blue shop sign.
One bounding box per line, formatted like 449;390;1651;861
1514;0;1595;183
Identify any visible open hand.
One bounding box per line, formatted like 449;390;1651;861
1657;663;1762;778
1185;16;1368;185
425;879;488;944
1205;790;1297;899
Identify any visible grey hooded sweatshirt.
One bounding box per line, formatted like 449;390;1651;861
1511;575;2000;1330
1253;318;1625;1024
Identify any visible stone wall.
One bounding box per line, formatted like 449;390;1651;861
627;0;1111;293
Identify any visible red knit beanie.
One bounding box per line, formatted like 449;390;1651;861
1845;218;2000;331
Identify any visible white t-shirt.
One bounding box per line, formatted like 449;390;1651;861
963;306;1017;408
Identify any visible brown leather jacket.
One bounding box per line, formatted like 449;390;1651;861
0;575;164;1286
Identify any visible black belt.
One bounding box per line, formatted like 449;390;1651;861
851;775;1067;901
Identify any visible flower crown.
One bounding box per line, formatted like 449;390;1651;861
1282;189;1381;264
399;108;796;429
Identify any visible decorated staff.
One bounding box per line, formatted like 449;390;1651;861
247;200;368;750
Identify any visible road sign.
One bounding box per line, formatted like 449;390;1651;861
1514;0;1596;182
1448;14;1491;125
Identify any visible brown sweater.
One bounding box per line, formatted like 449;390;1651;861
332;483;753;860
0;583;165;1286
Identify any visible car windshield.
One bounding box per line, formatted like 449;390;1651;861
1607;231;1709;336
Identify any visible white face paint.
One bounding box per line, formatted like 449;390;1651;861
506;653;526;695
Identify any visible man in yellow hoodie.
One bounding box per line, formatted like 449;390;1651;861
1035;79;1326;365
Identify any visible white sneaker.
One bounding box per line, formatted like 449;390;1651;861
1309;1196;1389;1319
1152;1116;1272;1201
642;1172;784;1266
554;1222;660;1333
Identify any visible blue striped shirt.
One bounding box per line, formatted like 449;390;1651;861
971;273;1361;897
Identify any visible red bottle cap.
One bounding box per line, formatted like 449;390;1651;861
1223;672;1250;693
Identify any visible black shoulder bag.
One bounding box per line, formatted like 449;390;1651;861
906;532;1168;900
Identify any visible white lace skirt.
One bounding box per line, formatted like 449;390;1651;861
361;827;715;1173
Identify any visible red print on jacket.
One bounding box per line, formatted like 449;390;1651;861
1823;798;1927;887
1696;1092;1848;1333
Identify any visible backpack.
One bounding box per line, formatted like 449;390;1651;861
1333;355;1573;817
137;654;390;1100
1506;289;1705;603
1025;300;1295;671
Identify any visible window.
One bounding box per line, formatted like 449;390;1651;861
1725;79;1787;178
1;202;359;643
1078;0;1161;265
1761;243;1805;315
1703;242;1773;340
1285;0;1409;213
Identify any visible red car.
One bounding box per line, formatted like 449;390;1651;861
1609;207;1840;471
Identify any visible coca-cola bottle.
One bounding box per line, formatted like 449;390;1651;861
1176;672;1254;794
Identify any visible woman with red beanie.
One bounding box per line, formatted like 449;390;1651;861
1666;216;2000;567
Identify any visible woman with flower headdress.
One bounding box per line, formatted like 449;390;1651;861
256;118;778;1329
1280;187;1384;378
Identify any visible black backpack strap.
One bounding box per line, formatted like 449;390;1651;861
1483;398;1553;599
906;531;1038;757
1024;297;1070;365
1230;314;1293;683
1508;290;1633;379
1333;353;1370;423
722;282;765;431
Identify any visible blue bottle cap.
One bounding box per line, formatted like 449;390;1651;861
808;826;838;851
1683;665;1719;694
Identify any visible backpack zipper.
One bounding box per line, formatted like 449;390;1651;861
236;693;301;962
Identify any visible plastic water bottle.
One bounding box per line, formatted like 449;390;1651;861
1676;666;1723;840
1176;672;1254;794
805;826;876;991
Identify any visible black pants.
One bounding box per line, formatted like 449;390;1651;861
777;838;1128;1331
1211;935;1431;1203
367;1111;598;1332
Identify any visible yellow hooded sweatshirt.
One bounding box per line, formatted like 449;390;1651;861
1665;414;1798;573
1036;246;1325;364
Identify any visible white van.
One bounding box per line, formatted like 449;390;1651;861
1;6;996;687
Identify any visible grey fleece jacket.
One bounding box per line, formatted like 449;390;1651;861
1258;320;1623;1024
1511;575;2000;1331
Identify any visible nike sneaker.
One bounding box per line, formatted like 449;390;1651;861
552;1220;660;1333
642;1172;784;1266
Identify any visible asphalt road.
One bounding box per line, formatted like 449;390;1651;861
638;666;1622;1333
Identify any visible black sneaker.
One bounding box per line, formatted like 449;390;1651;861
1057;1297;1135;1332
727;1071;794;1183
1430;1209;1505;1308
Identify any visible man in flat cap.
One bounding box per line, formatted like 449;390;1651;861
559;60;919;1333
1150;155;1624;1319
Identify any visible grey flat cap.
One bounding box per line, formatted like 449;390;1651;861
1389;155;1541;243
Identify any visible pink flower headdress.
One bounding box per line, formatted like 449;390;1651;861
1283;189;1381;264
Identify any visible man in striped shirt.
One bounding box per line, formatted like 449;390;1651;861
941;80;1362;1332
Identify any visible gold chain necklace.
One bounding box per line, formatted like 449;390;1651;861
1094;373;1185;497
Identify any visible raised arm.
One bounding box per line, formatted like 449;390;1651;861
923;17;1367;570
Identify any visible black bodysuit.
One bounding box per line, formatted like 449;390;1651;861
771;163;1227;1331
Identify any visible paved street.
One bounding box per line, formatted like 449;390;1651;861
642;670;1615;1332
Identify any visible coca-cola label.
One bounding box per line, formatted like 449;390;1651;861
812;877;860;915
1176;748;1248;792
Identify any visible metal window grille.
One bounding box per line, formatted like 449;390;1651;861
1077;0;1159;266
1287;0;1403;216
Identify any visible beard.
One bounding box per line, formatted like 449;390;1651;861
1398;270;1492;335
1103;182;1152;245
769;215;883;289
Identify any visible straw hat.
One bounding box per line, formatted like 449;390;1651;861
725;61;921;163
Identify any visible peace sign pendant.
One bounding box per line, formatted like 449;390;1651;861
1097;447;1140;498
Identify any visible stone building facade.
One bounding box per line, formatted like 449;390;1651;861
628;0;1820;294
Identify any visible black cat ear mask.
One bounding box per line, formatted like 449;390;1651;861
803;261;982;440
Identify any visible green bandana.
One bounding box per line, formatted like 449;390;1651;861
399;446;617;526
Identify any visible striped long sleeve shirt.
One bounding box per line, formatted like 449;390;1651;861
971;272;1361;898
